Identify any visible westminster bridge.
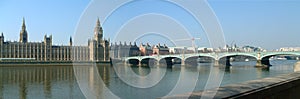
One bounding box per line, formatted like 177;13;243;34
123;51;300;67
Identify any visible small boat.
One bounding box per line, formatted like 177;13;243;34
245;58;249;62
270;56;287;60
276;57;287;60
230;57;235;61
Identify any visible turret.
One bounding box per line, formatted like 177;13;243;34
69;36;73;46
94;18;103;42
134;42;137;46
164;44;167;48
146;43;150;47
44;34;52;61
0;32;4;45
20;18;28;43
44;34;52;46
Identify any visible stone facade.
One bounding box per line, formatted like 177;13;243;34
152;43;169;55
110;42;140;58
0;18;109;62
110;42;170;58
139;43;153;56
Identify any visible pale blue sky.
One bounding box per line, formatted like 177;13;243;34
0;0;300;49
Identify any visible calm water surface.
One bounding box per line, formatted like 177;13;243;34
0;60;299;99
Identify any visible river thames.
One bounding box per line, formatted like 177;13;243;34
0;60;299;99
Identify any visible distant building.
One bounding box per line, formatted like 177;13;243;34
128;42;140;56
110;42;170;57
278;47;300;51
169;47;194;54
140;43;153;56
197;47;213;53
0;18;110;62
242;46;265;52
110;42;140;58
152;43;169;55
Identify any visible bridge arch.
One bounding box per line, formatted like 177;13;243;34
125;57;140;62
257;52;300;67
159;55;182;60
159;56;183;67
127;59;140;65
184;54;216;61
260;52;300;60
139;56;158;61
252;52;300;67
184;54;216;66
216;53;258;66
217;53;258;60
184;56;200;66
140;58;159;66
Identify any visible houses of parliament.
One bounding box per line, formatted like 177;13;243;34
0;18;110;62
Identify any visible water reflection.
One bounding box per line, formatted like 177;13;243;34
224;66;232;73
0;66;84;99
0;60;298;99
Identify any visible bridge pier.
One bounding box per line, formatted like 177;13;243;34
124;60;127;65
225;57;232;66
181;59;185;66
137;61;142;66
214;60;219;66
256;59;271;67
215;57;231;67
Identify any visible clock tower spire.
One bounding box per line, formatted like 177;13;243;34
20;17;28;43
